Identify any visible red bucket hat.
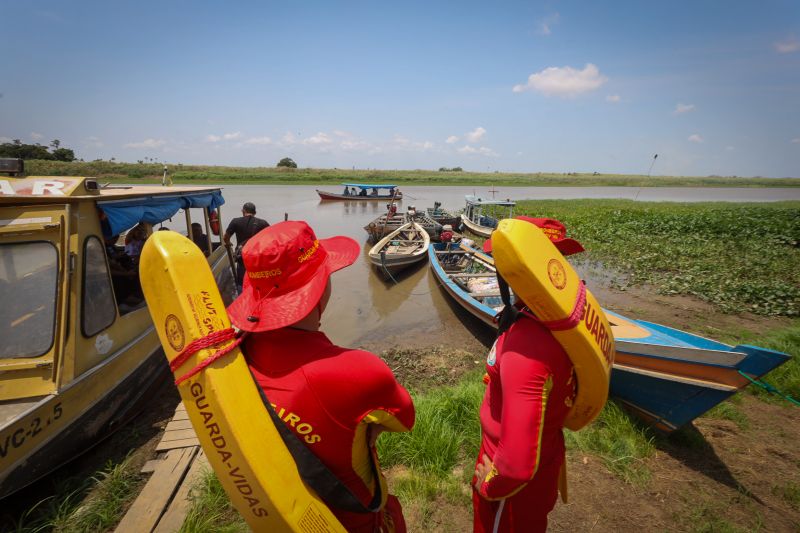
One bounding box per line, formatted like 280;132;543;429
482;216;585;256
227;221;359;332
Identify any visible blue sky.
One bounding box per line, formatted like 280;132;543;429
1;0;798;177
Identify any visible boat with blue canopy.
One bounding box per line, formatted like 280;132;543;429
0;174;236;498
428;242;790;432
317;183;403;201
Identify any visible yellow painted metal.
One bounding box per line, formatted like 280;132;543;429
140;231;346;533
492;218;614;430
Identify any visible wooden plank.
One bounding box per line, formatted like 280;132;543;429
160;428;198;442
141;459;162;474
163;418;194;431
153;450;209;533
115;447;198;533
156;437;201;452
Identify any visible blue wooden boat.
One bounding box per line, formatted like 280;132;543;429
428;242;791;432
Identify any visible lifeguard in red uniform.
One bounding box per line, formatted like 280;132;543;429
227;221;415;533
473;217;584;533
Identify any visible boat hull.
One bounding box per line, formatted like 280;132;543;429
0;332;166;499
369;222;429;276
317;190;402;201
428;243;790;432
460;214;494;238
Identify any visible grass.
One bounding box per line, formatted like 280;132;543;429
514;199;800;317
179;469;248;533
564;401;656;485
23;159;800;187
705;401;751;430
772;481;800;511
10;455;142;533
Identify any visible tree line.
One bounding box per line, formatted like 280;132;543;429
0;139;76;162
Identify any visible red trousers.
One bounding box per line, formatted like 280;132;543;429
472;447;560;533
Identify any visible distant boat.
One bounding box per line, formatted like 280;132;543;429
460;195;515;237
426;201;460;228
364;209;442;243
428;242;790;432
369;221;430;276
317;183;402;201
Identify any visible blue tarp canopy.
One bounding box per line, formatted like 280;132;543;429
341;183;398;189
99;191;225;237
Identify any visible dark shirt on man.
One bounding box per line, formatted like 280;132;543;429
226;215;270;248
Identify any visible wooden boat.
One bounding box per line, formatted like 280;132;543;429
428;242;790;432
364;210;442;243
426;202;460;228
0;175;236;499
369;221;430;276
317;183;402;201
460;195;515;238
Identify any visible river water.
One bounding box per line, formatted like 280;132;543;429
208;185;799;350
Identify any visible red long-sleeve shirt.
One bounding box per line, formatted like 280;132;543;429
245;328;415;531
477;315;576;500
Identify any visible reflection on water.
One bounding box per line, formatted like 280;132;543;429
190;184;798;349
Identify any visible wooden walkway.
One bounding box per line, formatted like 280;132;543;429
116;403;205;533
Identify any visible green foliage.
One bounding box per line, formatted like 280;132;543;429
727;321;800;403
0;141;76;161
706;401;750;429
276;157;297;168
180;470;248;533
11;455;141;533
564;401;656;485
377;374;484;476
515;199;800;317
22;159;800;187
772;481;800;511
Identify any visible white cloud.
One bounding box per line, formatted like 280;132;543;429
30;132;44;141
775;38;800;53
124;138;166;149
465;127;487;143
513;63;607;97
0;136;12;143
457;145;498;157
791;138;800;144
688;134;704;143
244;136;272;145
606;94;621;103
282;132;298;145
445;135;459;144
205;132;242;142
305;132;333;145
725;145;735;151
674;103;695;115
536;13;560;36
392;135;434;152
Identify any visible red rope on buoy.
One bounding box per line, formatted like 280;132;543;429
522;281;587;332
169;328;245;385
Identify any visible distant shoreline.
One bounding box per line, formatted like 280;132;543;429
23;160;800;188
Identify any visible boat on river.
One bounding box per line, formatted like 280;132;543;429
0;175;236;499
428;242;790;432
460;196;515;238
369;221;429;276
426;201;460;228
364;208;442;243
317;183;402;201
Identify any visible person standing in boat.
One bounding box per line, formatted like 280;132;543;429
472;217;584;533
223;202;269;292
227;221;415;533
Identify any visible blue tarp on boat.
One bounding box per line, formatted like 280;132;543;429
341;183;398;189
99;191;225;237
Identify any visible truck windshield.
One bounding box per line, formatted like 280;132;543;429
0;242;58;358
